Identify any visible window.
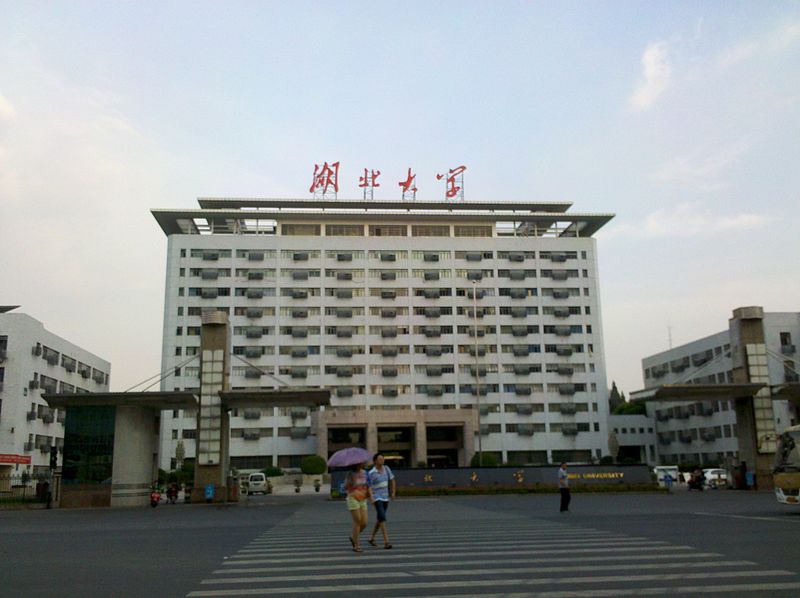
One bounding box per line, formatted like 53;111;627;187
454;225;492;237
411;225;450;237
282;224;320;236
326;224;363;236
369;225;407;236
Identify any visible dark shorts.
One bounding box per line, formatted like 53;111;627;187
374;499;389;522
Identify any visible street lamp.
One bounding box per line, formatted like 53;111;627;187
471;279;482;467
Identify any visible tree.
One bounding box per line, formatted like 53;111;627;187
470;453;499;467
300;456;327;475
613;400;646;415
608;381;623;412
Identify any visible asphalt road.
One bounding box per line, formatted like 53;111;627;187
1;489;799;597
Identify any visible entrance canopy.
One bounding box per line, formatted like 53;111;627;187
43;391;199;409
220;389;329;409
770;383;800;405
630;383;765;404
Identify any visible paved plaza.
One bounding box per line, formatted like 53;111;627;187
1;491;799;597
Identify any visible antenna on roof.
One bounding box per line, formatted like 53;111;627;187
668;325;673;349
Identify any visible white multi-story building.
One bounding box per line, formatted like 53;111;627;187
641;311;799;466
152;198;614;471
0;307;111;477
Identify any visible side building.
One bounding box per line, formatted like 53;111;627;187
0;307;111;478
152;198;614;471
641;310;799;467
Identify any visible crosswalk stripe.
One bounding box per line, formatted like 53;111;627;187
187;570;796;597
202;561;755;585
222;544;699;565
232;539;670;557
244;532;621;547
213;552;726;575
247;529;612;543
434;583;800;597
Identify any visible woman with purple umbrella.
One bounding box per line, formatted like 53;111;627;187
328;447;373;553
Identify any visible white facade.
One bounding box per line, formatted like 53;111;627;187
608;414;657;465
153;198;614;470
641;313;799;466
0;309;111;476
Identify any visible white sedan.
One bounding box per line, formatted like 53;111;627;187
703;468;729;489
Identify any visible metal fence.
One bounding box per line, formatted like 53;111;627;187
0;474;52;504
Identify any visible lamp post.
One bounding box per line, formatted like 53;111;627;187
471;280;482;467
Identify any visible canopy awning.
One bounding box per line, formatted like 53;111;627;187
42;391;199;409
219;389;330;409
630;383;766;403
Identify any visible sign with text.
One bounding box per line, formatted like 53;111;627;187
0;454;32;465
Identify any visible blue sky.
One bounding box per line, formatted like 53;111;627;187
1;1;798;393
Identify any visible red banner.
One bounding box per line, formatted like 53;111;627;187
0;454;32;465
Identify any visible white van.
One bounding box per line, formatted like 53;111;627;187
653;466;680;487
247;473;268;495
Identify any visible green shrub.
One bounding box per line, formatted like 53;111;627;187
397;483;664;497
262;466;284;478
470;453;499;467
301;455;327;475
599;455;614;465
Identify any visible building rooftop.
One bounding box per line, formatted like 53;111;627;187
152;198;614;238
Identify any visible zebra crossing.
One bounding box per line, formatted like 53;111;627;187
187;500;800;597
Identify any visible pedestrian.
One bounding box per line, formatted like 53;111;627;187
344;461;372;553
366;452;396;549
558;462;571;512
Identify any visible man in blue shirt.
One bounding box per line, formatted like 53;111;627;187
366;452;396;549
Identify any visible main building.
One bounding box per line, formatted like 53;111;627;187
152;198;614;471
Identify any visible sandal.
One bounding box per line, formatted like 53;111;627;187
348;537;355;548
352;546;362;553
384;544;393;549
368;539;377;547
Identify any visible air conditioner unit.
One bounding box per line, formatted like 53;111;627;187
32;345;42;356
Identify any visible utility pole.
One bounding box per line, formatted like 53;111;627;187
471;280;482;467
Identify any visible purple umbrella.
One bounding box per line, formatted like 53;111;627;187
327;447;372;468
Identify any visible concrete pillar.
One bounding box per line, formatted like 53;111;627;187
729;306;776;489
314;411;328;459
414;422;427;467
111;405;160;507
366;418;379;455
193;312;231;503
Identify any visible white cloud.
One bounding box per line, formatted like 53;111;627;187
718;18;800;68
652;139;750;190
629;42;673;111
0;92;16;122
601;202;772;240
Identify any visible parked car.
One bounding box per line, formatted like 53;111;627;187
703;468;729;489
247;473;268;495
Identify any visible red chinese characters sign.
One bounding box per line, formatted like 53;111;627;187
309;162;466;200
0;454;32;465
